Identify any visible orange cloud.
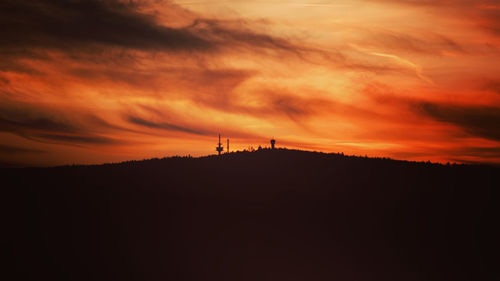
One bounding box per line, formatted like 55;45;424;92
1;0;500;166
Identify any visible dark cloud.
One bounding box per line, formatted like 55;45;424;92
0;144;47;154
243;89;383;124
0;160;33;168
188;89;335;122
364;83;500;143
128;116;212;136
86;114;143;134
416;102;500;141
0;0;212;53
67;67;159;88
263;93;334;120
484;80;500;95
0;58;27;75
66;66;255;96
0;114;124;146
0;116;78;135
447;158;500;166
457;146;500;159
0;99;80;135
131;104;263;139
0;99;127;146
0;0;311;73
35;133;121;145
0;50;49;74
188;19;308;56
0;75;9;85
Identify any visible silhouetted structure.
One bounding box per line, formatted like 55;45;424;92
226;139;230;154
216;134;224;155
270;138;276;149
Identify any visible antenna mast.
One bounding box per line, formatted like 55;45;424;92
216;134;224;155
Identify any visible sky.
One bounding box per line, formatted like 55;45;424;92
1;0;500;167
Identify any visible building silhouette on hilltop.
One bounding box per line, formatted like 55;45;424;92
216;135;277;154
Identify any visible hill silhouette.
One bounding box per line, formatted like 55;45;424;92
4;149;499;281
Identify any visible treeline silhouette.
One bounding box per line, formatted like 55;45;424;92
4;149;499;281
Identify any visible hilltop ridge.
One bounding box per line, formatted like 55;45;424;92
5;148;499;281
23;147;493;169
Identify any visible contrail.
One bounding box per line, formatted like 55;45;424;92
350;44;434;85
369;52;434;85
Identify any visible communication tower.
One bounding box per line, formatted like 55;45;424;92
216;134;224;155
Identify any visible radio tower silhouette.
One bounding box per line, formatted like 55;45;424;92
216;134;224;155
227;138;230;154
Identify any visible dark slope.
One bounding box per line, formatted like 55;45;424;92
4;149;499;281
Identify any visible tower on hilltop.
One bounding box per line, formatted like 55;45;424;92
216;134;224;155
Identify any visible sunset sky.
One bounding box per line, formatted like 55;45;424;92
1;0;500;167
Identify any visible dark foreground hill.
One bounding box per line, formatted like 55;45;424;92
4;149;499;281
